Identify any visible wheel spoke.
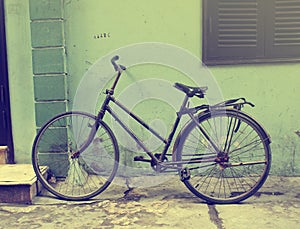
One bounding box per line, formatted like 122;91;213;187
177;110;271;204
32;112;119;200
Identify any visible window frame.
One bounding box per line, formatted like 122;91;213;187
202;0;300;66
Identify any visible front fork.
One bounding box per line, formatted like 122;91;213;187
71;122;99;159
71;94;111;159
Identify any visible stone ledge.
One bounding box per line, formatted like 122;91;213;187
0;164;47;204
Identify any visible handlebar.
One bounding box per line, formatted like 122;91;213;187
111;55;126;72
107;55;126;94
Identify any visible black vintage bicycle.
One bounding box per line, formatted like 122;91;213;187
32;56;271;204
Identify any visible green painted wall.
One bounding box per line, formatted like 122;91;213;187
63;0;300;175
4;0;300;175
63;0;203;173
4;0;36;163
63;0;202;105
29;0;68;129
212;64;300;175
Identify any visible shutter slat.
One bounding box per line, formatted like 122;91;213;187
217;0;258;48
274;0;300;46
276;0;300;7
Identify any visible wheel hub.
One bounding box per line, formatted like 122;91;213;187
215;151;229;163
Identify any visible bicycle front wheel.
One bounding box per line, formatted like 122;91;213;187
176;109;271;204
32;111;119;200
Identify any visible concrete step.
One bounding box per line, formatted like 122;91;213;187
0;164;47;204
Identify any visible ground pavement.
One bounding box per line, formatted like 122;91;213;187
0;175;299;228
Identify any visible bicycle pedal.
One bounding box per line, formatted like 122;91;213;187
134;156;151;162
180;167;191;181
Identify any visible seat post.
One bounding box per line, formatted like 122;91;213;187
179;95;189;113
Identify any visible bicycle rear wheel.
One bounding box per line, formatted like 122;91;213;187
175;109;271;204
32;111;119;201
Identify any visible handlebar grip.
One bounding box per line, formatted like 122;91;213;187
111;55;120;71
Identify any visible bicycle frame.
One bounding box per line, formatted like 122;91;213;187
102;92;194;166
73;57;255;170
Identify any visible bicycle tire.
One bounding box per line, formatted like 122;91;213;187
32;111;119;201
175;109;271;204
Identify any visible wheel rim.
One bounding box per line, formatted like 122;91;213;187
32;112;119;200
178;110;271;203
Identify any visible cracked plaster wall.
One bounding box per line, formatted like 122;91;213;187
4;0;300;175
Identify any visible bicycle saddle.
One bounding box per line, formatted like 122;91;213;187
174;82;208;98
